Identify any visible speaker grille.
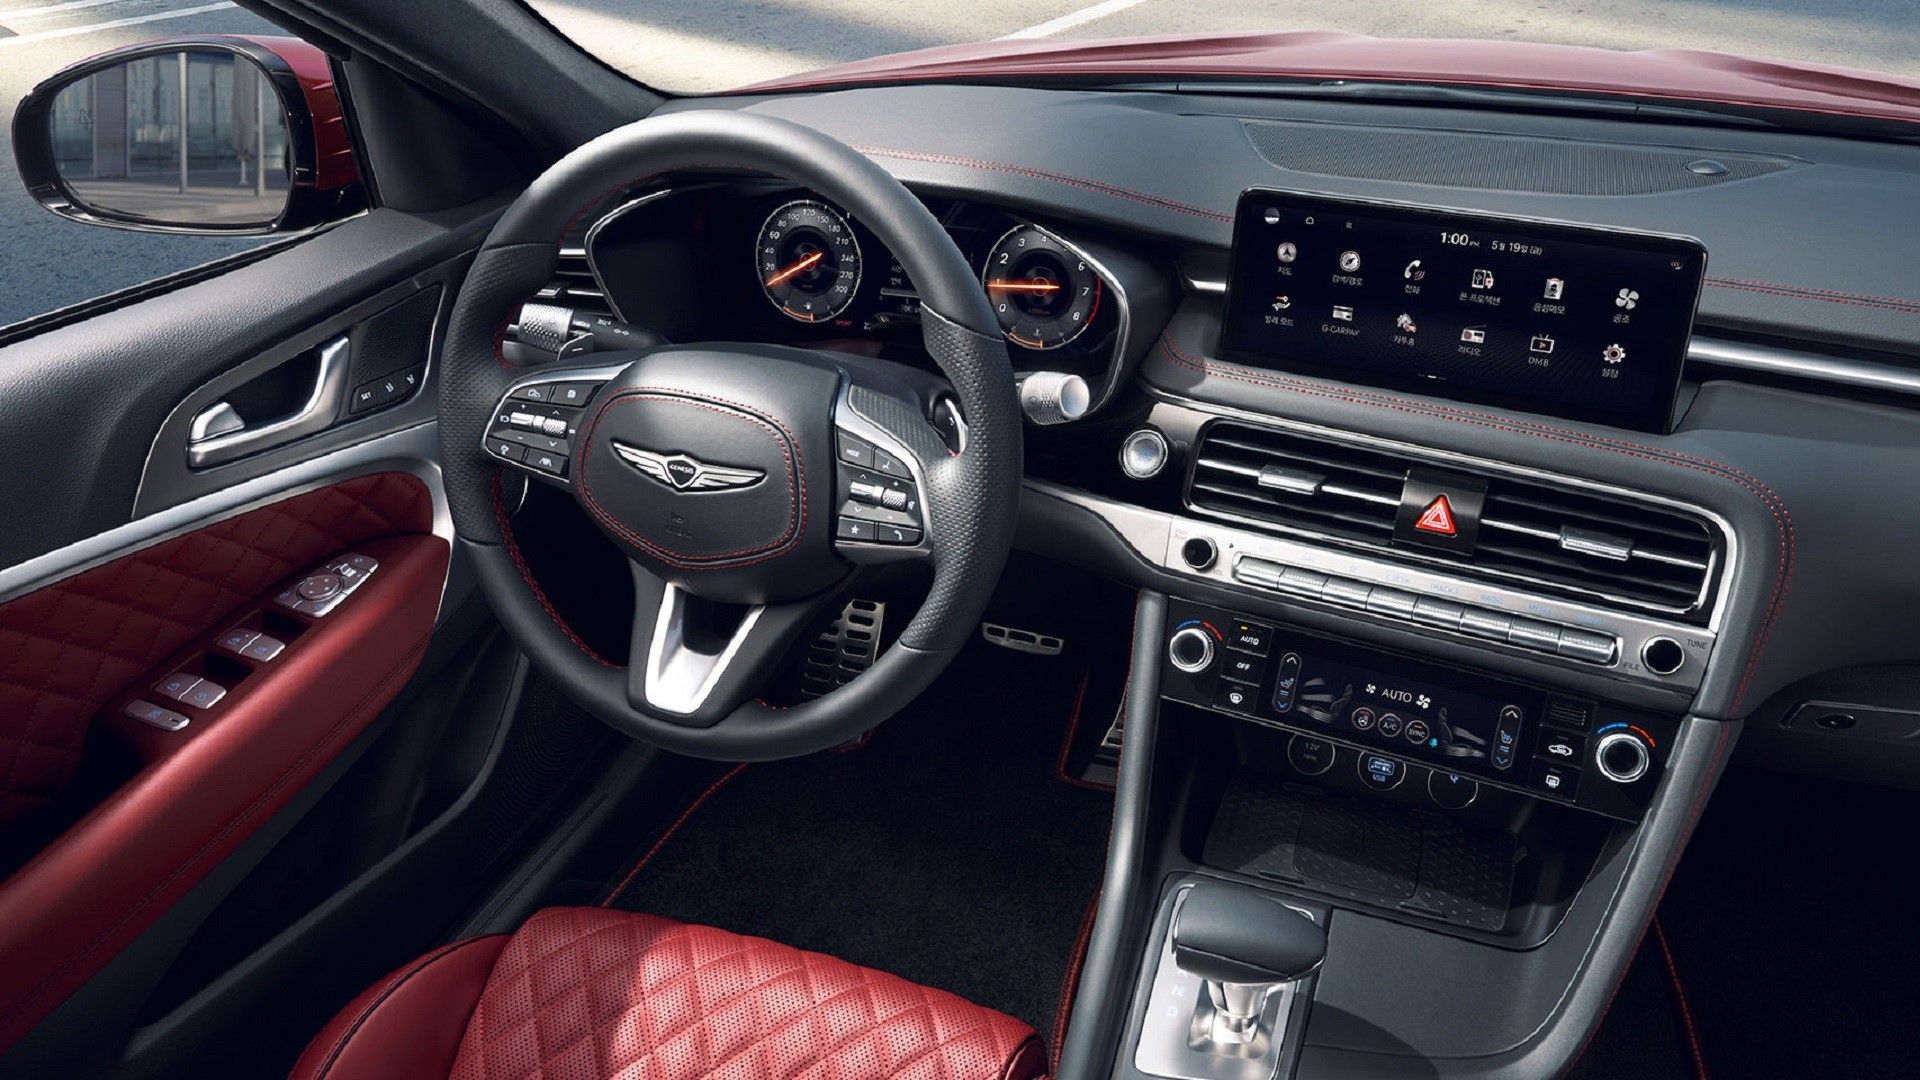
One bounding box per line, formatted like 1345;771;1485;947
1244;121;1790;195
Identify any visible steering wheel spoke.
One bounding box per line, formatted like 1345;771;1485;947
626;563;825;726
828;379;944;566
478;358;639;486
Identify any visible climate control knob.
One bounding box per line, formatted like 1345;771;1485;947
1168;626;1217;674
1595;730;1652;784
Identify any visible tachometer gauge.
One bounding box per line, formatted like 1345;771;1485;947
983;224;1101;350
757;199;863;322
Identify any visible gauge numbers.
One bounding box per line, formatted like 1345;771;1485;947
757;199;863;322
983;224;1101;350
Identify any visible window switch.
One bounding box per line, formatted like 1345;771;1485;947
154;673;201;703
180;679;227;710
240;634;286;663
217;628;260;656
124;700;190;732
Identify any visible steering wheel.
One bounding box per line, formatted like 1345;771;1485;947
437;112;1021;760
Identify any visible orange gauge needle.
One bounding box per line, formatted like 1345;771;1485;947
985;279;1061;293
764;250;824;287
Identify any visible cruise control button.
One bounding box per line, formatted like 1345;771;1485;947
870;445;911;479
1527;761;1579;800
1357;752;1405;791
489;439;525;462
511;382;555;403
1536;730;1587;765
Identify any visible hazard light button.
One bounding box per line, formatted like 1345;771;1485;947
1394;469;1487;554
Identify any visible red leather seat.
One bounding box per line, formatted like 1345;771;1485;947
291;907;1049;1080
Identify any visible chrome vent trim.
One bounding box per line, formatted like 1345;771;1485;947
1188;420;1719;620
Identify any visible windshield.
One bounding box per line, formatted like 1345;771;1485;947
526;0;1917;95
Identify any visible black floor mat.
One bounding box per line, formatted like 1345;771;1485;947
604;645;1114;1039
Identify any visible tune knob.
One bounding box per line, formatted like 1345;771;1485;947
1168;626;1217;674
1595;731;1652;784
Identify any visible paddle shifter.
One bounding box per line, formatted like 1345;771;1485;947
1171;882;1328;1045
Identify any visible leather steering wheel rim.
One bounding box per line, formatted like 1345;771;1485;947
437;111;1021;760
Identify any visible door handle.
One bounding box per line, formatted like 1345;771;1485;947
187;336;352;469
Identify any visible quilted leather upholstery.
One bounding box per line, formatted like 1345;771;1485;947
0;472;430;829
445;907;1047;1080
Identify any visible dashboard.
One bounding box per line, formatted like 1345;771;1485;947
570;180;1172;408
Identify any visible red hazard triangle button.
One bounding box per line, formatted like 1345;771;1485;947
1414;495;1458;536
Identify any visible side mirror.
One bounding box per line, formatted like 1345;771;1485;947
10;36;366;235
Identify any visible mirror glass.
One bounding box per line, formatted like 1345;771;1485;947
48;50;291;228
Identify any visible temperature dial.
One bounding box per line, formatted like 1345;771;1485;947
1595;730;1653;784
1168;626;1216;674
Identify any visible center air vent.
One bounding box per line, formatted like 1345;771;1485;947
1188;421;1718;620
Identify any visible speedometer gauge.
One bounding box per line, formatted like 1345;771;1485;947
983;224;1101;350
757;199;863;322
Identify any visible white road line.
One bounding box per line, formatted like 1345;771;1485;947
5;0;142;22
1000;0;1152;40
0;1;232;47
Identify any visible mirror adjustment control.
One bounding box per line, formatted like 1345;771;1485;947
276;554;379;616
1167;626;1216;673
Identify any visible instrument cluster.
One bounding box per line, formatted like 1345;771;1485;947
582;182;1129;381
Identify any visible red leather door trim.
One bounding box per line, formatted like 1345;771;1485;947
0;473;430;830
0;530;449;1051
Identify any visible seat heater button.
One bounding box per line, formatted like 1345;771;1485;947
181;680;227;710
154;673;202;703
297;574;345;602
124;700;190;732
241;635;287;663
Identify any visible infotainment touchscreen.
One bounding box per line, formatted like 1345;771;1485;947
1220;190;1706;433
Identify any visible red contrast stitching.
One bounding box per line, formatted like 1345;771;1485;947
1653;916;1710;1080
1;628;435;1032
599;763;750;906
1155;333;1793;711
573;389;807;568
856;145;1235;224
490;476;619;667
1050;889;1102;1071
1706;276;1920;314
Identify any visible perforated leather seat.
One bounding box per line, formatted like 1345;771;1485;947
291;906;1049;1080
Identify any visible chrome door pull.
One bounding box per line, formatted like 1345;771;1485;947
187;336;351;468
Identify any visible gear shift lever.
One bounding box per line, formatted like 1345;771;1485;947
1172;883;1328;1043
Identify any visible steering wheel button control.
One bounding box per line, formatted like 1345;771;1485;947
124;700;190;733
490;439;525;462
836;432;875;469
526;450;568;477
869;446;911;479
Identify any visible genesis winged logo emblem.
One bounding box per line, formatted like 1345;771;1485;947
612;442;765;492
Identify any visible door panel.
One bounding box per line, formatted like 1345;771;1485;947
0;472;445;1049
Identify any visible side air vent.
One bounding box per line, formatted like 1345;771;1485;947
1189;421;1718;619
535;244;613;316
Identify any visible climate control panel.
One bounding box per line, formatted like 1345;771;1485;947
1160;599;1674;821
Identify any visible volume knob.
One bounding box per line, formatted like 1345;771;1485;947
1595;731;1652;784
1168;626;1216;674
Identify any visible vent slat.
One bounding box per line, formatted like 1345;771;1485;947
1186;421;1717;619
